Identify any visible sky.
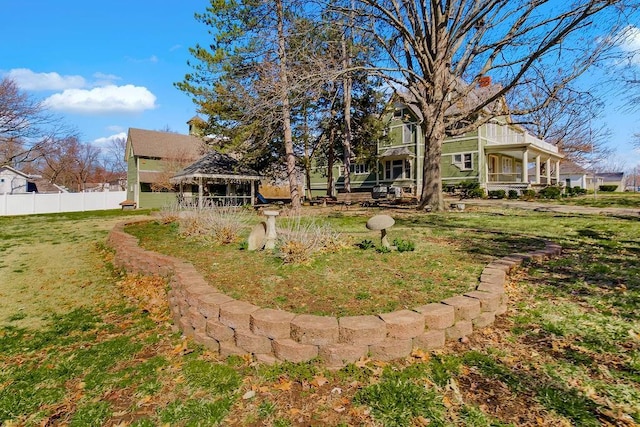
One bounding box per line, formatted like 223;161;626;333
1;0;209;149
1;0;640;170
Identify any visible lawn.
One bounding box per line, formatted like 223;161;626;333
0;205;638;426
124;209;544;316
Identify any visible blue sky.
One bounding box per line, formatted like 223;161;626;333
1;0;208;148
1;0;639;169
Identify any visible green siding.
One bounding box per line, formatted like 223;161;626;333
139;192;178;210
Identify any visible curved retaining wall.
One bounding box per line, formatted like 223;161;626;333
107;220;561;367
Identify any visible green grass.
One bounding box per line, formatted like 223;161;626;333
1;205;639;425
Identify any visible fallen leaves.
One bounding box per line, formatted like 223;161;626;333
116;274;170;323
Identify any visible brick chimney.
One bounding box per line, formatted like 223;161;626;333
479;76;491;87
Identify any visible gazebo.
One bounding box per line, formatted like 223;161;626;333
170;151;263;207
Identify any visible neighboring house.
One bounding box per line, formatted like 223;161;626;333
125;127;203;209
0;166;32;194
170;151;263;207
586;172;625;192
559;160;590;189
307;93;563;198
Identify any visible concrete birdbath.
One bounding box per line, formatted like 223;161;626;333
366;214;395;249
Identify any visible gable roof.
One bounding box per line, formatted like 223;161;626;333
0;165;31;179
596;172;624;182
126;128;203;160
561;160;589;175
172;151;262;181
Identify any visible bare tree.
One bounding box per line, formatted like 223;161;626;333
335;0;635;210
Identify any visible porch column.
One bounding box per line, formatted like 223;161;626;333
535;155;541;184
251;180;255;206
555;160;560;184
522;149;529;183
545;158;551;184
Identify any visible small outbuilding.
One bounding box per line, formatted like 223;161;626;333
170;151;263;207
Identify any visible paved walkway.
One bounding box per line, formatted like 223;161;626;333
447;197;640;218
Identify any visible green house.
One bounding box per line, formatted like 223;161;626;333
307;98;563;198
125;127;203;209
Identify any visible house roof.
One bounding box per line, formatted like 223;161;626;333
171;151;262;182
0;165;32;178
596;172;624;182
127;128;203;160
560;160;589;175
379;147;414;158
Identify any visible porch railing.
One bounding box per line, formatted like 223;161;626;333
178;195;253;208
488;173;522;182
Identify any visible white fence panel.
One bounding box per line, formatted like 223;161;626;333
1;191;127;216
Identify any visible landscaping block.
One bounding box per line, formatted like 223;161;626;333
369;338;412;361
441;295;481;321
495;303;508;316
272;338;318;363
413;330;445;351
219;300;260;331
319;343;368;368
379;309;425;339
206;319;235;342
472;312;496;328
445;320;473;341
338;315;386;345
194;331;220;352
219;340;250;358
476;282;505;294
197;292;234;320
235;329;273;354
251;308;296;339
413;303;455;330
187;306;207;333
291;314;339;345
178;316;195;338
464;290;501;312
254;353;278;365
185;285;215;306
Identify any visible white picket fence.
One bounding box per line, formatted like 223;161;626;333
0;191;127;216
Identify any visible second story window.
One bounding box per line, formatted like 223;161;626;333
453;153;473;170
403;124;414;144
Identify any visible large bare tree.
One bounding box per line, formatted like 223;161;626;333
336;0;635;210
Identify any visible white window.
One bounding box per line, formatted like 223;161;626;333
403;124;414;144
452;153;473;170
502;157;513;173
385;159;410;180
486;123;498;139
350;163;370;175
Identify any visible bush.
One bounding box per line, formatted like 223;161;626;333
520;189;536;201
508;189;519;199
599;185;618;192
276;217;343;264
538;186;562;199
488;190;506;199
573;186;587;196
358;239;375;250
392;238;415;252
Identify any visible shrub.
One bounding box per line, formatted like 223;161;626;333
520;189;536;201
572;186;587;196
538;186;562;199
276;217;342;264
178;206;253;244
376;245;392;254
599;185;618;192
508;189;519;199
488;190;506;199
358;239;375;250
393;238;415;252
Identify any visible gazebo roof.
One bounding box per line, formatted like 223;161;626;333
171;151;262;182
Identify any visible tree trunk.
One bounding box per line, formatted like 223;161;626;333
276;0;300;210
418;111;445;211
341;27;353;194
327;126;336;196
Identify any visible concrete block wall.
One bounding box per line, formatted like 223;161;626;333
107;221;562;367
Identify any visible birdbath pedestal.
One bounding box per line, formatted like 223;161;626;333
263;210;280;250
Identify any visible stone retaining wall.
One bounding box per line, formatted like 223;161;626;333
107;220;562;367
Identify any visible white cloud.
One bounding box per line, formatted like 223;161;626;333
106;125;125;133
126;55;159;64
169;44;182;52
619;25;640;52
93;131;127;149
43;85;157;114
5;68;85;91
